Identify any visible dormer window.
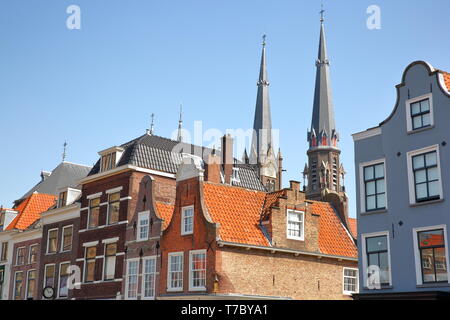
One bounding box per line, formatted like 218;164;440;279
0;213;4;232
58;191;67;208
406;94;434;133
98;146;124;173
287;210;305;241
231;168;240;183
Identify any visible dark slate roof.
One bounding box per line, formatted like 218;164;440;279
89;134;266;191
17;162;92;204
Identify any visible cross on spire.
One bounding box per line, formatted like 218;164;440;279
320;4;325;22
62;141;67;162
262;34;266;46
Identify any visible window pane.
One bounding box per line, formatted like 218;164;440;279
411;102;421;115
366;181;376;196
422;113;431;127
427;167;439;181
425;152;437;166
367;236;387;252
412;116;422;129
366;195;376;211
376;194;386;208
416;183;428;200
421;248;436;283
435;247;448;282
420;99;430;112
109;202;120;224
413;155;425;170
364;166;374;180
419;230;445;248
379;252;390;284
414;169;427;184
368;253;379;269
374;164;384;178
376;179;385;193
428;181;440;198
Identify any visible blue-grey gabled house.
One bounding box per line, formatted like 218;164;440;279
353;61;450;299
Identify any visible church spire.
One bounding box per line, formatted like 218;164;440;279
177;103;183;142
308;10;338;149
250;34;273;165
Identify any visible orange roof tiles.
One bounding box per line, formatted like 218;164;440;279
310;201;357;258
203;182;269;246
155;202;175;230
442;72;450;91
6;193;56;230
348;218;357;239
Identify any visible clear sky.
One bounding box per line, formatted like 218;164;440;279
1;0;450;217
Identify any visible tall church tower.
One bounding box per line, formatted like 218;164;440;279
248;35;282;192
304;13;348;223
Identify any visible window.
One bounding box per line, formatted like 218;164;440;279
412;151;440;202
61;226;73;252
84;246;96;282
137;212;150;241
411;98;431;130
16;247;26;265
101;152;116;172
142;257;156;299
58;191;67;208
417;229;448;284
343;268;358;295
29;244;38;263
126;259;139;299
168;252;183;291
26;270;36;300
44;264;55;289
88;197;100;229
363;163;386;211
1;242;8;261
189;250;206;291
107;192;120;225
181;206;194;235
47;229;58;254
58;262;70;298
104;243;117;280
14;271;23;300
231;168;240;183
364;234;391;287
0;213;4;231
287;210;304;241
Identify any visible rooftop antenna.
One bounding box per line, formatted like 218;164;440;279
62;141;68;162
148;113;155;135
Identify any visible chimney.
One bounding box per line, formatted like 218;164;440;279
221;134;234;184
40;171;51;181
205;150;221;184
289;180;301;192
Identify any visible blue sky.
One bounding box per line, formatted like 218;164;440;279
1;1;450;217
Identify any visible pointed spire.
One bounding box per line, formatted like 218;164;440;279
177;103;183;142
242;148;249;164
250;34;273;165
308;7;338;149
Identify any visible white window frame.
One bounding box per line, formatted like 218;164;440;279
57;261;71;298
406;144;443;205
13;271;23;300
25;269;36;300
412;224;450;286
46;228;59;254
106;191;121;225
125;258;139;300
343;267;359;295
103;242;117;281
60;225;73;253
137;211;150;242
28;244;38;264
361;231;392;289
16;246;26;266
231;167;240;183
286;210;305;241
167;252;184;292
406;93;434;133
358;158;387;213
87;196;101;229
181;206;194;236
43;263;56;294
141;256;157;300
189;249;207;292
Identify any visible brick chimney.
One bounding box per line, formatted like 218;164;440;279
221;134;234;184
205;149;221;184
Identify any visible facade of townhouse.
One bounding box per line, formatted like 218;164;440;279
353;61;450;299
38;187;82;300
157;154;358;300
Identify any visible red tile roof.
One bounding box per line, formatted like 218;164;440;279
442;72;450;91
155;202;175;230
348;218;357;239
202;182;357;258
310;201;357;258
6;193;56;230
203;182;269;246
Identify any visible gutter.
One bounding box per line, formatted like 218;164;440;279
217;240;358;262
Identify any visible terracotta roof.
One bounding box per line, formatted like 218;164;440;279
310;201;357;258
203;182;269;246
442;71;450;91
155;202;175;230
348;218;357;238
6;193;56;230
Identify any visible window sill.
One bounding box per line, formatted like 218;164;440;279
360;209;387;216
287;236;305;242
417;282;450;288
410;198;444;208
363;285;393;290
189;287;207;292
167;288;183;293
407;125;435;135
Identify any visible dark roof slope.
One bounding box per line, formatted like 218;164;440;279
89;134;266;191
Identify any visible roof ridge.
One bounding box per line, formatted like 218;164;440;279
203;181;267;194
